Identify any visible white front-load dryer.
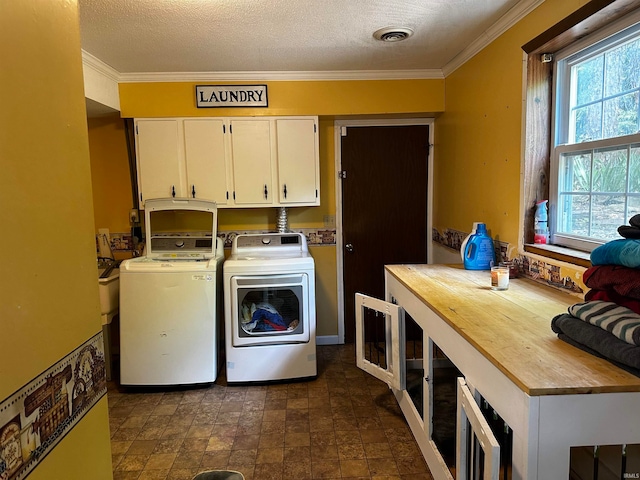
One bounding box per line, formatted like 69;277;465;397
224;232;317;383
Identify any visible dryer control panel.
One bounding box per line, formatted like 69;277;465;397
231;233;308;256
236;234;300;248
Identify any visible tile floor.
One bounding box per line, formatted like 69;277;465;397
108;344;433;480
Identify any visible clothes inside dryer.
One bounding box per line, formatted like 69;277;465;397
238;285;303;335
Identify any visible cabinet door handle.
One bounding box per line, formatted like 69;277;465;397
191;185;196;198
283;184;287;199
171;185;176;197
264;184;268;199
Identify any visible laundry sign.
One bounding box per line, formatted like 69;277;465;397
196;84;268;108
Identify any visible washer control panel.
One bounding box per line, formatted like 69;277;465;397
150;236;213;252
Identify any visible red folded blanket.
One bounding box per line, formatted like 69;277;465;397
583;265;640;300
585;289;640;315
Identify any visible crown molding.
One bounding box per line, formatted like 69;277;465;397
117;69;444;83
81;50;120;82
442;0;545;77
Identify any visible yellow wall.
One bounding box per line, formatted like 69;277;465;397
119;79;445;118
1;1;112;478
88;114;133;233
433;0;592;287
435;0;589;245
309;246;338;338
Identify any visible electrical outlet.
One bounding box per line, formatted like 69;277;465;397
323;215;336;228
129;208;140;224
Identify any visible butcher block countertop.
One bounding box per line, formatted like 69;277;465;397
385;264;640;396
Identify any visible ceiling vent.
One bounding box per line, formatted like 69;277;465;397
373;27;414;42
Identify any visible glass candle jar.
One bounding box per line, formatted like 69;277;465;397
491;266;510;290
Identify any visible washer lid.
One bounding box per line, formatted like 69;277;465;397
144;198;218;258
120;253;222;271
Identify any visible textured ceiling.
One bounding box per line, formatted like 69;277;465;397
78;0;529;76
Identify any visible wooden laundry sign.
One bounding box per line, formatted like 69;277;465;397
196;84;268;108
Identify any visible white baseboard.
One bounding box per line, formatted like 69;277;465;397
316;335;341;345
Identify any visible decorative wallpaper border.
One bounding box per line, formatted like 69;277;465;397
0;333;107;480
99;228;582;294
97;228;337;255
433;227;584;295
95;232;135;255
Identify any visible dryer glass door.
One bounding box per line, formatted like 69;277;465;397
230;274;310;346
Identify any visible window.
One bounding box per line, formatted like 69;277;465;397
551;14;640;251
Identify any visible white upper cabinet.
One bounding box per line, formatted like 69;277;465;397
275;118;319;205
229;119;273;205
183;119;230;205
135;116;320;208
135;119;185;203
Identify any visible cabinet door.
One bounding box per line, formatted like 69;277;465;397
456;378;500;480
275;118;319;205
135;119;185;205
230;119;273;205
183;119;230;205
354;293;405;391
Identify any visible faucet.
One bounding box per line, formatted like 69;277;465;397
98;233;114;260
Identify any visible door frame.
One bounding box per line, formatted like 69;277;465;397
333;118;435;344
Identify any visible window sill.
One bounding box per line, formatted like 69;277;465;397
523;243;591;268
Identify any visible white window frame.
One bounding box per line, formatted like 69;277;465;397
550;10;640;252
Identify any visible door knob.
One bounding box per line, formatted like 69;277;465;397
345;243;354;253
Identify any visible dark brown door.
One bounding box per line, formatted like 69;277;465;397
341;124;429;343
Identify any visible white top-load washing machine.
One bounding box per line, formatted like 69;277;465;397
119;198;224;386
224;232;316;383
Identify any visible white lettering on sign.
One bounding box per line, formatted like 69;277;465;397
196;85;268;108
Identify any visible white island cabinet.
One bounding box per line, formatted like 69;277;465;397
134;116;319;208
356;264;640;480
